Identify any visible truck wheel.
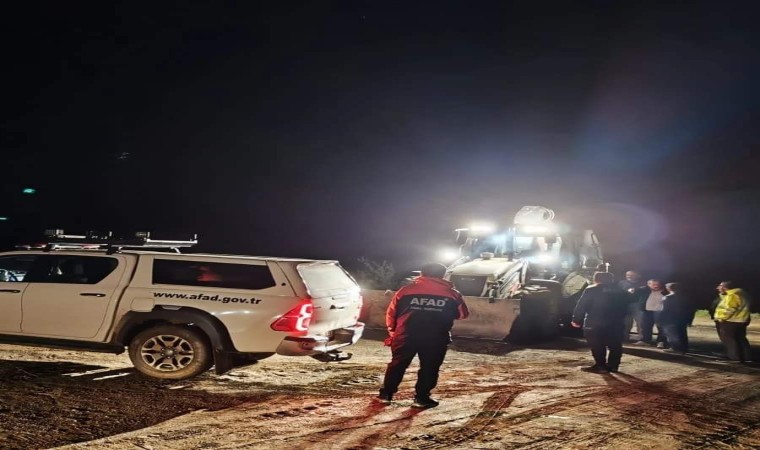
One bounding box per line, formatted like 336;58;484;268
129;325;212;380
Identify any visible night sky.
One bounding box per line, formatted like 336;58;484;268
2;2;760;305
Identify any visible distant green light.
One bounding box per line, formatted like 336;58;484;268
0;217;8;221
22;188;37;194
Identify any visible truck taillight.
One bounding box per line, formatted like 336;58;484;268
271;299;313;332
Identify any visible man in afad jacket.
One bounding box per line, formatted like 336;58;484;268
377;263;470;408
714;281;752;363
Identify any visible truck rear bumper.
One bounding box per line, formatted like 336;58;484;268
275;322;365;356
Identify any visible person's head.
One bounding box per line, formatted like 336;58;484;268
593;271;614;285
625;271;641;283
420;263;447;279
717;281;734;294
647;279;662;291
665;282;680;293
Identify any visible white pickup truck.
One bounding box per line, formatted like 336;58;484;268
0;247;365;379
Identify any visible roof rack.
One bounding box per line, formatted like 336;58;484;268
18;230;199;254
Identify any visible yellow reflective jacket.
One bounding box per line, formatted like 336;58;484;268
714;288;750;322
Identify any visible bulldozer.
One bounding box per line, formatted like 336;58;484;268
443;206;604;342
359;206;605;343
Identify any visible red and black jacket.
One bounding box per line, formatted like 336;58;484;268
386;276;470;344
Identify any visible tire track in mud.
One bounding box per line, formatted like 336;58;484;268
408;387;528;449
153;365;527;450
190;399;438;450
203;379;599;449
389;370;760;450
579;371;760;450
5;333;760;450
150;361;760;450
401;386;611;449
540;373;760;450
572;374;756;449
0;355;392;450
13;357;760;450
624;371;760;449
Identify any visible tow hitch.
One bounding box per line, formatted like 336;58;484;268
311;350;353;362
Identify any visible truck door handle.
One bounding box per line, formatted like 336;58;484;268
0;289;21;293
80;293;106;297
330;305;345;310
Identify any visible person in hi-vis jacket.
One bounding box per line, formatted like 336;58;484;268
714;281;752;363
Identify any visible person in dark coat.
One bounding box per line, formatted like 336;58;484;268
619;270;644;342
660;282;689;353
572;271;629;373
377;263;470;408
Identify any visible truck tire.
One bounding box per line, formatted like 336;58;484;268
129;325;212;380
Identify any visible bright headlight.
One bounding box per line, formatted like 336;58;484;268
520;224;554;234
534;253;557;264
439;248;461;262
469;223;496;234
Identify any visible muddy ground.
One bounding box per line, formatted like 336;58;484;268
1;317;759;450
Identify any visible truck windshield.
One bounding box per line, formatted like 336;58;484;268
463;234;506;257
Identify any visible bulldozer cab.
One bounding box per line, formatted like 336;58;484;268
446;206;605;296
455;228;508;260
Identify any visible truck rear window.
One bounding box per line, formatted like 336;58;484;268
297;263;358;297
152;259;276;290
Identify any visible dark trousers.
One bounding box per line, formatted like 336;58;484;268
381;340;448;399
584;326;623;370
662;322;689;353
717;321;752;362
638;311;666;343
687;309;697;326
623;305;642;341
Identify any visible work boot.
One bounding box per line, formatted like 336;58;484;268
656;342;667;349
375;390;393;404
580;365;608;373
411;397;439;408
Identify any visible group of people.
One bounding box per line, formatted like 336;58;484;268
373;263;752;409
619;270;690;352
572;270;753;373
